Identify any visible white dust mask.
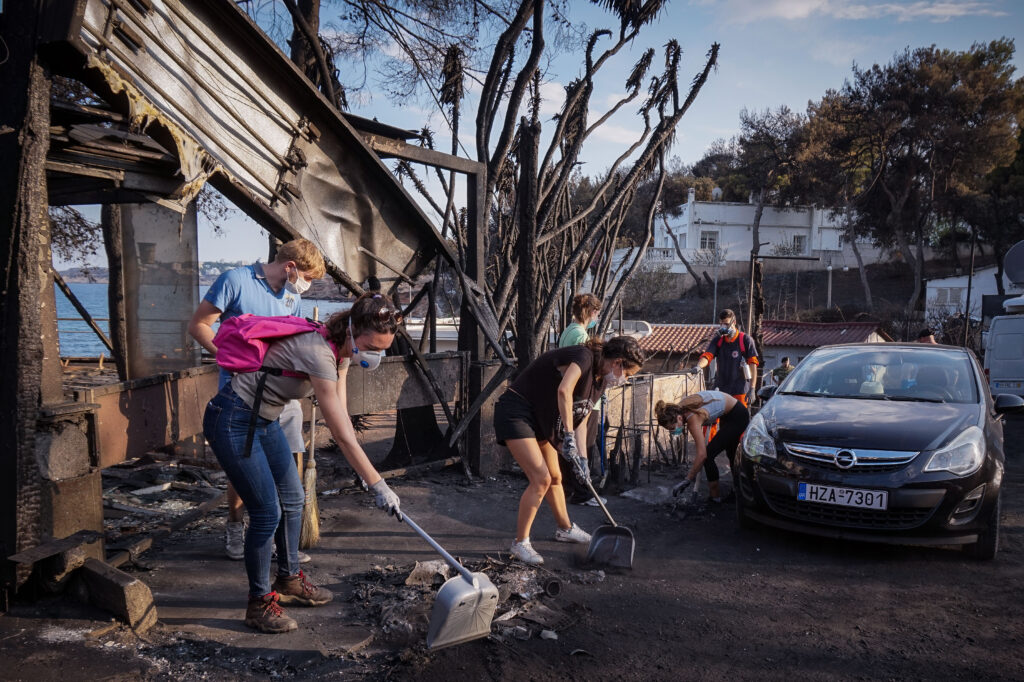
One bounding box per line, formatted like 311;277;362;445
286;269;312;295
349;319;384;370
604;369;627;388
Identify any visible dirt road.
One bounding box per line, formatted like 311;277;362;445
2;417;1023;681
402;416;1024;682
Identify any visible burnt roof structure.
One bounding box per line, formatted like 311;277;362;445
0;0;510;600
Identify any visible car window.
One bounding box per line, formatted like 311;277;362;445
783;347;979;403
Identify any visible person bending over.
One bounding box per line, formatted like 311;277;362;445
655;390;750;503
494;336;644;565
203;293;403;633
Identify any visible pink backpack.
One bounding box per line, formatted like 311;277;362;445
213;314;338;375
212;314;339;457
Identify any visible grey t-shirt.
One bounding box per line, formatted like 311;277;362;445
231;331;345;420
697;390;729;423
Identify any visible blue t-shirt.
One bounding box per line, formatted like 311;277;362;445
205;262;302;388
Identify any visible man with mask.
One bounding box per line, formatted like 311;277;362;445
689;309;759;406
189;238;325;561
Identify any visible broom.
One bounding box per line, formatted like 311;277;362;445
300;306;321;549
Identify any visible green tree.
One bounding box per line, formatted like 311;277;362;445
964;128;1024;293
819;40;1023;315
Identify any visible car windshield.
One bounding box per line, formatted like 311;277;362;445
780;346;979;404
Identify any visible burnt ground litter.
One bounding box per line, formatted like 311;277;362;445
2;415;1024;681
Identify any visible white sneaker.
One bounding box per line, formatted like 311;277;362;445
272;548;312;564
225;521;245;560
582;496;607;507
554;523;592;545
510;539;544;565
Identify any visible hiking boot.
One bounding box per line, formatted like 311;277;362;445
225;520;245;560
244;592;297;634
271;570;333;606
510;539;544;565
554;523;591;545
271;548;312;564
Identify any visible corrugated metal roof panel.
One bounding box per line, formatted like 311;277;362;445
641;320;888;352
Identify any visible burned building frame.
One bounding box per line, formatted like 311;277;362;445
0;0;511;599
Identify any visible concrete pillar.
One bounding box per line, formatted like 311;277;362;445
119;202;200;377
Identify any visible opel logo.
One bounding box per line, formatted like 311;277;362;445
834;450;857;469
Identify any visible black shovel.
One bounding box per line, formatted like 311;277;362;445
578;467;635;568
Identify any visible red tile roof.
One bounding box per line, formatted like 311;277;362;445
638;324;718;354
761;319;890;347
641;320;889;353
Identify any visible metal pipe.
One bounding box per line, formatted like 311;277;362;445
52;270;114;353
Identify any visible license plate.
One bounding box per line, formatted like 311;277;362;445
993;381;1022;389
798;483;888;510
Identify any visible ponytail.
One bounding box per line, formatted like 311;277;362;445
655;395;711;429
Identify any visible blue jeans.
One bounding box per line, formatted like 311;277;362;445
203;386;304;597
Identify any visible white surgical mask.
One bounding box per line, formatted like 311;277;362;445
604;369;627;388
349;319;384;370
285;268;312;295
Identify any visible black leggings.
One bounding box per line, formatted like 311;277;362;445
702;403;750;483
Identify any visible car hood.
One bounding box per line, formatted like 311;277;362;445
762;395;981;452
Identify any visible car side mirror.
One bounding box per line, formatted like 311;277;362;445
994;394;1024;414
758;385;778;401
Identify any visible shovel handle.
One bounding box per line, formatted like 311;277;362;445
582;475;618;527
401;513;477;586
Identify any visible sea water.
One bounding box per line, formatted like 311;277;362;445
55;283;351;358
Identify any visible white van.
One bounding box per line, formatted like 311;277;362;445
984;296;1024;397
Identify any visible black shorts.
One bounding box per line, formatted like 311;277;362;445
494;390;544;445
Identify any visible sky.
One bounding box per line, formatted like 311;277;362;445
59;0;1024;268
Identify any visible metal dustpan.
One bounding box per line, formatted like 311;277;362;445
582;477;635;568
402;514;499;649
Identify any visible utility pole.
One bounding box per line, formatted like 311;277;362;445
963;226;977;347
826;263;833;309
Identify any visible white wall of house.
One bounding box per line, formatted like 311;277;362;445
925;266;1023;321
626;190;890;280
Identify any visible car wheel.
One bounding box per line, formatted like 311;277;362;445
964;493;1001;561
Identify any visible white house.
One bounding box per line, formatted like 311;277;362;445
616;188;889;281
925;266;1023;321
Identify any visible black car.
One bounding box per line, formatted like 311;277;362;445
736;343;1024;559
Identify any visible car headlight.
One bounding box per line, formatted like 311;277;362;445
924;426;985;476
742;413;776;461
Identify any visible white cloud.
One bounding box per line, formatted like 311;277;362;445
589;121;645;145
693;0;1007;24
604;92;630;108
538;80;567;117
808;37;870;67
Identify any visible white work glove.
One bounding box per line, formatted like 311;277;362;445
672;478;693;497
560;433;589;484
370;479;402;521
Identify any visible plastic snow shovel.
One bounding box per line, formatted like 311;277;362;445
580;473;635;568
401;513;499;649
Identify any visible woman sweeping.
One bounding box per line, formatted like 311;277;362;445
495;336;645;565
203;293;403;633
654;390;750;502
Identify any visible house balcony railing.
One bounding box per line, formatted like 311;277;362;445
643;247;726;266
